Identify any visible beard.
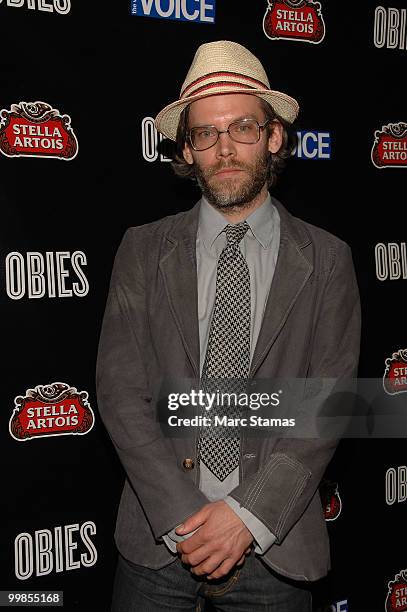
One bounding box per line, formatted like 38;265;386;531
193;147;271;211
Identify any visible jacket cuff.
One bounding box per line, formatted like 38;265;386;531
224;496;277;555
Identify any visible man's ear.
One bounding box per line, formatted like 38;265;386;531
268;121;283;154
183;143;194;165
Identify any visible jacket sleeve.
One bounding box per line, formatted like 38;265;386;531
228;239;361;545
96;228;208;540
224;496;277;554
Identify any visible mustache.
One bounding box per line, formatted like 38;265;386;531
206;162;248;177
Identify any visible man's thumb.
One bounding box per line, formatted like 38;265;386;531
175;512;205;534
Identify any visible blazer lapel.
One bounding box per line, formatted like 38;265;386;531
159;201;201;378
249;199;313;377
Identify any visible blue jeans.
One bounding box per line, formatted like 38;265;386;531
112;553;313;611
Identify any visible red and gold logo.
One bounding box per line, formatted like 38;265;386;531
383;349;407;395
319;479;342;521
9;382;94;441
263;0;325;44
371;122;407;169
386;570;407;611
0;101;78;160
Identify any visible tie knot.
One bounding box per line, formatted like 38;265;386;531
224;221;249;246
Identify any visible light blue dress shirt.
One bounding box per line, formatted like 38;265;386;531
163;192;280;556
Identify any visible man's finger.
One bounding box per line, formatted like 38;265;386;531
207;557;237;580
180;543;212;567
176;529;207;554
191;553;225;577
175;509;207;535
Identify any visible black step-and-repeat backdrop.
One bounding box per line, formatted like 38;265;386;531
1;1;405;610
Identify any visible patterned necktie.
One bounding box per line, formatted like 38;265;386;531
197;221;251;481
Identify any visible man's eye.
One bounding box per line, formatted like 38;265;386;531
197;129;213;138
235;123;253;132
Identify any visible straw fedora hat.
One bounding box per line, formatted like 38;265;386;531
155;40;299;142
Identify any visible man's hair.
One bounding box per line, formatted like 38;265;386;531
170;97;296;188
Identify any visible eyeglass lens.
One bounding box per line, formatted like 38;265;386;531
190;119;261;151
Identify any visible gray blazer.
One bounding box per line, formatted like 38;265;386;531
96;196;361;582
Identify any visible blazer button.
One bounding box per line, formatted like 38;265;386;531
182;458;195;470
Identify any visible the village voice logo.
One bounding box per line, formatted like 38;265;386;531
0;0;71;14
0;101;78;160
130;0;215;23
9;382;94;441
371;121;407;168
316;602;348;612
263;0;325;44
294;130;331;159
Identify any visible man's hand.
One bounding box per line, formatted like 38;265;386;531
175;500;254;579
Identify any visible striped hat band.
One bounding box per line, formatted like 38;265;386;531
155;40;299;142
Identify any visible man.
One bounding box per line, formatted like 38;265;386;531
96;40;361;611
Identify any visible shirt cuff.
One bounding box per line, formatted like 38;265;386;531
224;496;276;555
162;525;200;554
162;533;178;554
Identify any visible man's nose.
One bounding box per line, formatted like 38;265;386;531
215;130;236;157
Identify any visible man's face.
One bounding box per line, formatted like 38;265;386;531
182;94;283;211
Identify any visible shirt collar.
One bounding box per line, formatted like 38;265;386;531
198;192;276;250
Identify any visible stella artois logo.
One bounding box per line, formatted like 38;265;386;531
0;101;78;160
9;382;94;441
383;349;407;395
371;122;407;169
386;570;407;611
263;0;325;44
319;479;342;521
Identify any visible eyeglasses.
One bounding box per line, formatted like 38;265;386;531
188;118;272;152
